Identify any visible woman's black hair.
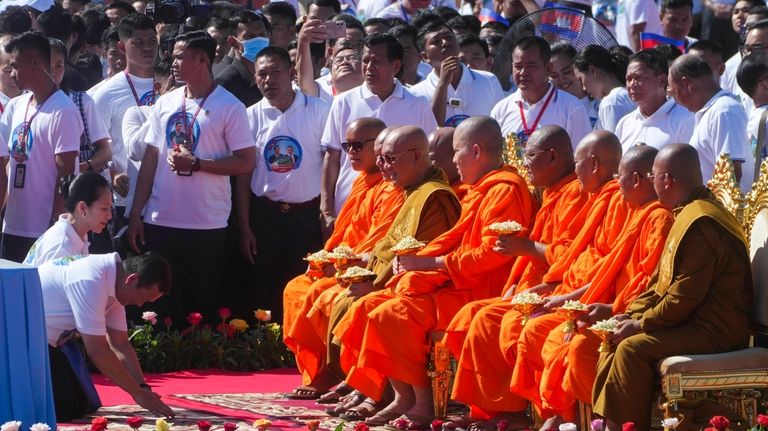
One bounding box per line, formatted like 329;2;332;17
63;172;111;212
574;44;630;85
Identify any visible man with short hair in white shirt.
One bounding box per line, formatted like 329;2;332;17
720;1;765;93
320;33;437;239
238;46;329;320
0;32;80;262
668;54;753;191
491;36;591;149
410;21;504;127
375;0;430;23
127;31;256;325
617;49;695;153
736;51;768;184
90;13;158;237
0;34;22;114
616;0;664;51
40;252;174;421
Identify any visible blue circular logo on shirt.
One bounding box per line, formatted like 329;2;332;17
264;136;302;173
10;122;33;163
139;90;156;106
166;112;201;153
445;115;469;127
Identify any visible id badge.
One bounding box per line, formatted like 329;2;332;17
14;163;26;188
173;143;193;176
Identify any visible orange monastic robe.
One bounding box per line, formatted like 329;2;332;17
337;167;535;400
451;181;471;202
537;201;673;420
449;175;590;420
283;172;384;338
509;183;632;413
284;179;404;386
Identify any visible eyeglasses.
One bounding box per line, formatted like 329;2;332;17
646;171;674;181
523;148;552;162
377;148;418;165
333;54;362;66
341;138;375;152
612;172;644;180
741;43;768;56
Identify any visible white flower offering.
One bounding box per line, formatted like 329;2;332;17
2;422;22;431
305;249;332;262
661;418;680;430
391;236;426;254
559;423;578;431
488;220;524;235
339;266;377;283
330;245;358;259
510;292;545;305
590;318;620;333
561;300;587;311
29;424;50;431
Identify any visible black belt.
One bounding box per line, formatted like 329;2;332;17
254;195;320;214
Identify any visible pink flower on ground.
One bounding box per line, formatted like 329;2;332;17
186;312;203;326
196;421;211;431
91;417;108;431
126;417;143;430
218;308;232;320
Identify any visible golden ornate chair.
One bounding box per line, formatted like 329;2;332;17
656;157;768;430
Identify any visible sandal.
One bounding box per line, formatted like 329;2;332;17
367;410;407;427
339;399;379;421
317;384;353;405
326;391;365;417
285;386;320;400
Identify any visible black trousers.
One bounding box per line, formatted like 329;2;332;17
0;233;37;263
49;345;89;422
130;223;227;326
242;195;322;323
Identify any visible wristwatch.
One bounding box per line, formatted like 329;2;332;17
139;383;152;390
191;157;201;172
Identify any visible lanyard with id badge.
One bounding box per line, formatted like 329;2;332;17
15;94;52;188
175;85;215;176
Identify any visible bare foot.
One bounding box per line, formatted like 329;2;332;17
317;382;353;404
364;394;415;426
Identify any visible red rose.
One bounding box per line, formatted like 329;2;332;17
353;423;370;431
163;317;173;328
496;420;508;431
223;424;238;431
126;417;143;430
187;312;203;326
431;420;444;431
709;416;730;431
196;421;212;431
622;422;635;431
91;417;108;431
757;415;768;428
216;322;235;338
218;307;232;320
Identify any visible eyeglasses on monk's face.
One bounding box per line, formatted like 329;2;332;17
612;171;645;180
377;148;418;165
646;171;674;181
342;138;375;152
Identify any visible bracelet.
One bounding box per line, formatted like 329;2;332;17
86;160;94;172
139;383;152;390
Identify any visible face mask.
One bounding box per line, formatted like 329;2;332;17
242;37;270;63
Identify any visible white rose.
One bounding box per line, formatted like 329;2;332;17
559;423;578;431
661;418;680;429
2;421;22;431
142;311;158;325
29;423;50;431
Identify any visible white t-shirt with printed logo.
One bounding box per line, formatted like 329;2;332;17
90;72;156;207
247;90;330;203
410;64;505;127
746;104;768;180
0;91;83;238
143;85;255;230
615;0;662;51
24;214;90;267
122;105;153;216
39;253;126;346
322;80;437;214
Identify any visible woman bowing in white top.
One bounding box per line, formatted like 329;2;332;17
574;45;637;133
24;172;113;266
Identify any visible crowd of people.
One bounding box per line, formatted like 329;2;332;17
0;0;765;428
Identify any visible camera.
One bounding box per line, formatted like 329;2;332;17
145;0;212;24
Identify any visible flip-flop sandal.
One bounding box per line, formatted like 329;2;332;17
339;400;379;421
442;416;476;430
326;391;366;416
465;422;493;431
285;386;320;400
317;385;353;404
375;413;411;428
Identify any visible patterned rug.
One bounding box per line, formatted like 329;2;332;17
57;404;256;431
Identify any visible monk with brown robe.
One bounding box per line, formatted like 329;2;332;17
592;143;752;431
446;126;588;426
335;116;536;427
283;119;403;399
513;145;674;429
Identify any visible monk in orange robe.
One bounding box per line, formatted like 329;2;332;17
337;116;536;427
532;145;674;428
447;127;593;427
284;119;403;399
507;132;628;426
428;127;470;201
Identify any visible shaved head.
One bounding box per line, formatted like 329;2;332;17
428;127;459;184
618;145;659;206
382;126;432;188
452;116;505;185
524;125;576;188
345;117;384;174
652;143;703;208
574;130;622;193
453;116;504;158
348;117;386;137
375;127;397;180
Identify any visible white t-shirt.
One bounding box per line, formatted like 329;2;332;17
358;0;394;20
70;91;111;183
322;80;437;213
316;75;334;104
410;64;505;127
689;89;753;192
746;104;768;181
0;91;83;238
39;253;126;346
247;90;330;203
90;72;156;207
122;105;153;216
143;85;255;230
615;98;694;154
491;84;592;149
722;53;740;93
375;1;422;21
615;0;662;51
595;86;636;133
23;214;90;267
581;96;600;129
